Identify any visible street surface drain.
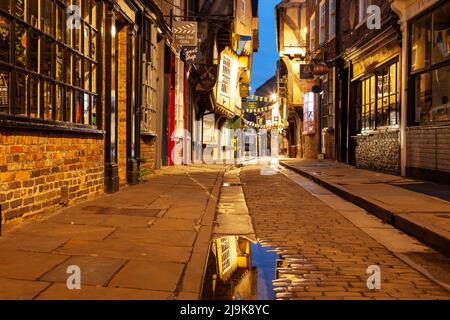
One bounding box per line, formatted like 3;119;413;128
201;236;312;300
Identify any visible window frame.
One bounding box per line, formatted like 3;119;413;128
309;13;315;53
328;0;336;41
319;0;326;46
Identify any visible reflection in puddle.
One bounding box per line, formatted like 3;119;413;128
202;236;291;300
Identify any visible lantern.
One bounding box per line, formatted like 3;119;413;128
312;63;328;76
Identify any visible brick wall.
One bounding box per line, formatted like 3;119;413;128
323;129;335;160
139;136;157;179
406;126;450;173
353;131;400;174
303;134;319;159
0;128;104;222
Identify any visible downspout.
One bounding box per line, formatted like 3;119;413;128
334;0;341;162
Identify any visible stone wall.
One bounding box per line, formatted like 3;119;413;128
303;134;318;159
354;131;400;174
322;129;335;160
0;128;104;222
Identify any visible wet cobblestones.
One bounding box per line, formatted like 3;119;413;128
240;166;450;300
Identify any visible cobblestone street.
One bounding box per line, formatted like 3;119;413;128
240;164;450;300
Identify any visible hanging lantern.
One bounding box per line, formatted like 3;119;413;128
312;63;328;76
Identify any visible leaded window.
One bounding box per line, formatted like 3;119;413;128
0;0;99;127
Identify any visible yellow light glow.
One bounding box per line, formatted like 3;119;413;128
271;93;278;101
111;25;116;37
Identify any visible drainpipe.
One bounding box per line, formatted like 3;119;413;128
334;0;341;162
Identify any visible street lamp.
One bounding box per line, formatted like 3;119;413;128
271;93;278;102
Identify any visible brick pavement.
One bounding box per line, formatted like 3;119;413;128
0;165;224;300
240;165;450;300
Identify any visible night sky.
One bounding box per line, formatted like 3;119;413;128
251;0;280;94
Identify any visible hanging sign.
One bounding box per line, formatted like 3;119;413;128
300;64;314;79
196;64;218;92
173;21;198;46
180;46;202;65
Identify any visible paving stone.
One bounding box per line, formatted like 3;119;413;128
0;278;51;300
0;250;69;280
37;283;172;300
41;256;127;286
109;260;184;292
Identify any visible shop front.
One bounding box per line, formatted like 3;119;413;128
347;26;401;174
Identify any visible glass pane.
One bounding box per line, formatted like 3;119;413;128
41;36;52;76
83;92;89;124
55;85;63;121
84;25;89;56
431;65;450;122
0;0;11;13
415;72;432;123
15;23;27;68
432;2;450;64
74;90;82;124
30;0;39;28
14;73;27;115
90;29;97;58
411;15;431;71
0;68;9;113
29;30;39;72
91;95;97;126
66;51;72;84
56;4;64;42
56;44;63;81
43;81;52;120
91;62;96;93
15;0;26;21
91;0;97;28
43;0;53;35
0;15;11;63
74;54;82;87
74;22;81;51
389;63;398;125
84;59;90;90
66;88;72;121
29;76;39;117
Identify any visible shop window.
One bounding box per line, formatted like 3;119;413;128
141;17;158;134
0;15;11;63
0;0;99;127
410;1;450;124
357;60;399;131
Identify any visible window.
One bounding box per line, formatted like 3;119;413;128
310;14;315;53
329;0;336;39
410;1;450;124
0;0;100;126
303;92;315;134
319;1;326;45
141;17;158;134
321;71;334;129
220;238;232;273
221;54;232;96
357;60;399;131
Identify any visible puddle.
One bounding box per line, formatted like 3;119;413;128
201;236;311;300
222;182;244;187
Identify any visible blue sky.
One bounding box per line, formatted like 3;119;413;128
251;0;280;93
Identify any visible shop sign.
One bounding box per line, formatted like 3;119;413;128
173;21;198;46
180;46;202;65
300;64;314;79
